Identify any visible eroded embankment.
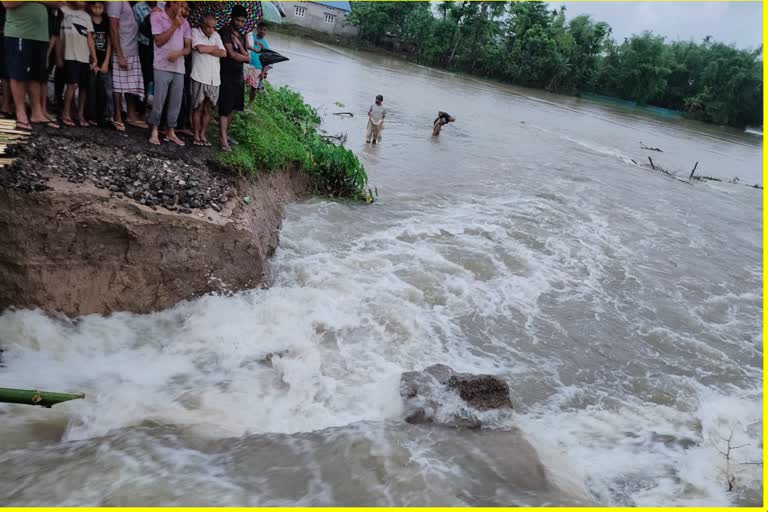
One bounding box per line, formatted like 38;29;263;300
0;128;307;316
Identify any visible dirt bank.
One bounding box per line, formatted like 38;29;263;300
0;126;307;316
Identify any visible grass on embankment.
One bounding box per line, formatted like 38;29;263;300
216;86;373;202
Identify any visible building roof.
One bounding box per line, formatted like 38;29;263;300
311;1;352;12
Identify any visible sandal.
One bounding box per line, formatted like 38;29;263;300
148;138;161;146
61;118;75;128
220;144;231;152
78;119;89;128
32;120;60;130
202;140;212;147
193;139;205;147
111;120;126;132
15;120;32;131
163;136;185;147
126;119;149;129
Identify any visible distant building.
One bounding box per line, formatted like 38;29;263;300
280;1;358;38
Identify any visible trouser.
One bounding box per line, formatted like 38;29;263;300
366;120;382;141
148;69;183;128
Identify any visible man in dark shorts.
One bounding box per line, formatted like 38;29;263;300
3;1;62;130
432;110;455;136
218;4;248;152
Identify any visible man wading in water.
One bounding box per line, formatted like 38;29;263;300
366;94;385;144
432;111;455;136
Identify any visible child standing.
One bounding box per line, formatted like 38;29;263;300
245;23;270;104
58;1;97;127
366;94;385;144
86;1;111;125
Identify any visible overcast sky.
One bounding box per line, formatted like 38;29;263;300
548;2;762;50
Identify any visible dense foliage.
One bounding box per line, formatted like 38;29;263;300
218;86;372;201
346;1;762;128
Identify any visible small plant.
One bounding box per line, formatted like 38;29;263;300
216;86;370;202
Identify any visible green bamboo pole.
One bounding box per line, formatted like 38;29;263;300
0;388;85;408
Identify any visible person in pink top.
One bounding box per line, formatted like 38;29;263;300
147;0;190;146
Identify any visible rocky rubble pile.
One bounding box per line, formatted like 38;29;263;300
4;132;234;214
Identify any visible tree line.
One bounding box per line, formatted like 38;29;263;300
345;1;762;129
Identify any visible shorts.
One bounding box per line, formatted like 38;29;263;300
190;79;219;110
218;76;244;116
63;60;89;88
4;37;47;82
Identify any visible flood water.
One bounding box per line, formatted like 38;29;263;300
0;34;762;506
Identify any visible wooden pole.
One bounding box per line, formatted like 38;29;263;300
648;156;655;170
689;161;699;180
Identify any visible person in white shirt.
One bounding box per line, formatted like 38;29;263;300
366;94;386;144
189;14;225;147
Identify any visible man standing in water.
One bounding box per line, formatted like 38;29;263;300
432;111;455;136
366;94;385;144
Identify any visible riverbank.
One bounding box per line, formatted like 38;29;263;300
0;86;369;316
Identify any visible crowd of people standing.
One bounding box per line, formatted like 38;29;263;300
1;1;271;151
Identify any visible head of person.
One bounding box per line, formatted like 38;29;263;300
201;14;216;37
165;0;180;17
87;1;105;17
256;23;267;39
230;5;247;31
180;1;189;18
375;95;383;106
69;1;86;10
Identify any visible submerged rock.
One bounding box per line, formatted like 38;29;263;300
400;364;513;429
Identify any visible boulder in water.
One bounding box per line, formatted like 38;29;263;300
400;364;513;429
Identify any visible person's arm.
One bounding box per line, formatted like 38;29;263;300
181;37;191;57
109;17;127;69
101;33;112;72
368;105;372;119
87;32;98;71
153;14;181;48
195;44;225;57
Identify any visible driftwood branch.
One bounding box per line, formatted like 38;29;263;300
333;112;354;117
641;142;663;152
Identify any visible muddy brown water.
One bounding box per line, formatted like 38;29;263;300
0;34;761;506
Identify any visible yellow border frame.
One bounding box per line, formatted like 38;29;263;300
5;0;763;509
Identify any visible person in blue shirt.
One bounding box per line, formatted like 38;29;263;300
245;22;270;104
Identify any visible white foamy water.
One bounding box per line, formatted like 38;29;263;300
0;35;762;506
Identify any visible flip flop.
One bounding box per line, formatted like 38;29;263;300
220;144;231;152
61;118;75;128
126;119;149;129
163;136;185;147
148;138;161;146
78;119;89;128
88;120;98;126
15;121;32;131
112;120;126;132
202;140;212;147
193;139;205;147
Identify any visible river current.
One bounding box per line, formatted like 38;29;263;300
0;34;762;506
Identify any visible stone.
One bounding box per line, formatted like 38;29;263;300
400;364;512;429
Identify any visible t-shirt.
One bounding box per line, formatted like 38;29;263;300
5;2;48;42
369;104;386;123
191;28;224;87
247;33;269;69
106;1;138;58
150;9;190;74
60;6;94;64
219;24;245;81
132;2;152;46
92;17;109;65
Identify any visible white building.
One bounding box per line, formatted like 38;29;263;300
279;1;358;37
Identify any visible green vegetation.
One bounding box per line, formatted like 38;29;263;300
346;1;762;129
217;86;372;202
